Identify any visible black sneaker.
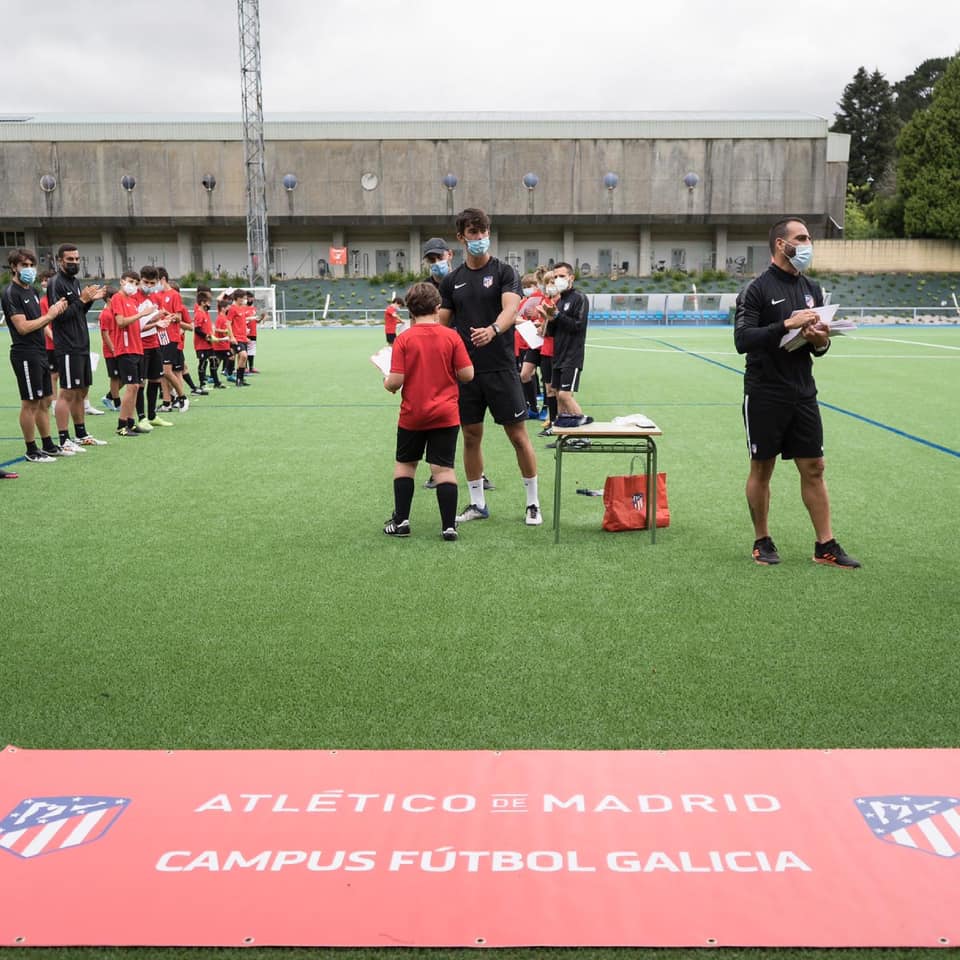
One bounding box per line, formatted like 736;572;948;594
25;449;56;463
383;515;411;537
423;476;438;490
813;538;861;569
482;474;495;491
752;537;781;565
441;527;459;541
537;426;553;438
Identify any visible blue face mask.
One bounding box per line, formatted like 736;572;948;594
466;237;490;256
18;266;37;284
786;243;813;273
429;260;449;278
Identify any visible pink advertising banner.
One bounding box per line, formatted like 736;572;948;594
0;746;957;947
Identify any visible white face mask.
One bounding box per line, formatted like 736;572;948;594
545;284;558;297
522;286;535;296
555;276;570;293
122;281;137;296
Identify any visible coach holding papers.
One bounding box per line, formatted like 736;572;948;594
734;217;860;569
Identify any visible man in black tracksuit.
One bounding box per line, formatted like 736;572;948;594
734;217;860;569
550;261;590;423
47;243;107;451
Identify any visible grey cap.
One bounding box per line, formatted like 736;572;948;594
422;237;451;259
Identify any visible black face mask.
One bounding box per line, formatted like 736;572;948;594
63;263;80;277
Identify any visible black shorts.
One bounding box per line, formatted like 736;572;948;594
395;424;459;467
522;348;541;366
11;351;52;401
143;346;163;381
117;354;143;386
742;392;824;461
540;356;554;385
46;349;57;373
458;368;527;426
162;343;185;371
386;333;397;345
552;366;582;393
56;352;93;390
232;342;248;356
104;356;121;379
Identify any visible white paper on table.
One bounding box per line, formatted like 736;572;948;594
612;413;658;429
516;319;543;349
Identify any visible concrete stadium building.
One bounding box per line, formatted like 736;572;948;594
0;112;850;280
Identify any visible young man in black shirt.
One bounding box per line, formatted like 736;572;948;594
1;248;69;462
439;208;542;526
734;217;860;568
47;243;108;452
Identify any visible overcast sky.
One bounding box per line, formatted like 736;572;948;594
5;0;956;120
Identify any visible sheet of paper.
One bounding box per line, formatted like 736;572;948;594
370;346;392;377
516;319;543;349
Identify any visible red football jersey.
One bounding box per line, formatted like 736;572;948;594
110;291;144;356
390;323;471;431
193;306;212;351
228;305;248;343
98;305;118;359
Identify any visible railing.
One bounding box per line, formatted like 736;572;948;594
281;308;406;326
833;306;959;323
270;305;960;328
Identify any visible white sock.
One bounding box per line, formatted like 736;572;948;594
522;475;539;507
468;479;486;509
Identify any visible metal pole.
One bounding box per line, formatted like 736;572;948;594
237;0;269;285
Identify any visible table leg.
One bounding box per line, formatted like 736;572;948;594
649;438;657;544
553;439;563;544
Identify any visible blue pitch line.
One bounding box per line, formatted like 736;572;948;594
655;338;960;460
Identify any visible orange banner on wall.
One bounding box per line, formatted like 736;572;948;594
328;246;347;265
1;747;958;947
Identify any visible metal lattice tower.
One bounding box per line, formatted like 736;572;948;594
238;0;269;284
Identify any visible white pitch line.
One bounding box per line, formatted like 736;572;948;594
846;335;960;351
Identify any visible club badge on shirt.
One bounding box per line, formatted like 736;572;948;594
483;276;493;288
805;294;815;308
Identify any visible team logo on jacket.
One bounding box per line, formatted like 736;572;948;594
855;794;960;859
804;294;815;308
0;795;131;860
483;276;493;288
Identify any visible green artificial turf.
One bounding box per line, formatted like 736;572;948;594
1;324;958;958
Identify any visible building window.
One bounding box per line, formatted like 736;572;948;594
2;231;26;247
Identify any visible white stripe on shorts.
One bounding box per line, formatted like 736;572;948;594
22;359;36;400
743;394;752;455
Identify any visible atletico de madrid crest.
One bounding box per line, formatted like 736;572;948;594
855;794;960;859
483;276;493;288
0;795;130;860
804;294;815;308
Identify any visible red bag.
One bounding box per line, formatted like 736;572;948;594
602;472;670;531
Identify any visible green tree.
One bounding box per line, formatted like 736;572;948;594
831;66;899;192
897;54;960;238
843;184;878;238
893;57;950;123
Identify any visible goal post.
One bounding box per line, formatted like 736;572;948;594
179;286;278;328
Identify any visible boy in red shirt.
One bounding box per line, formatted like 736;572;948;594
383;296;404;345
110;269;164;436
383;282;474;541
227;290;250;386
192;290;219;388
98;286;121;411
212;297;233;387
244;291;260;373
